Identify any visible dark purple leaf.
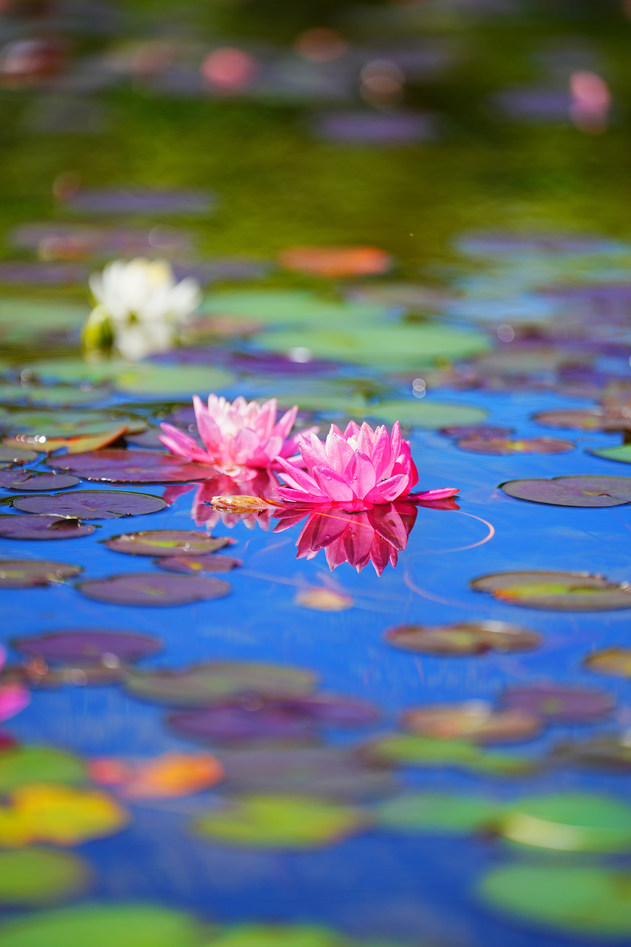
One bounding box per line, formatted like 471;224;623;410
13;629;162;664
501;476;631;507
440;425;514;439
0;559;81;588
501;683;615;723
104;530;230;556
78;573;230;606
0;471;79;491
124;429;166;449
0;514;94;539
456;436;574;455
47;449;217;484
0;447;39;465
13;490;166;519
156;554;241;574
385;621;542;656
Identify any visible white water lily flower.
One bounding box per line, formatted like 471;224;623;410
83;258;201;361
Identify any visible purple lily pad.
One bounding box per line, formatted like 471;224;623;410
550;737;631;772
124;429;166;449
440;425;514;439
104;530;229;556
0;514;94;539
13;629;162;664
0;559;81;588
456;436;575;455
0;447;39;466
534;408;631;432
78;573;231;606
501;683;616;723
501;476;631;508
13;490;166;519
47;449;217;484
0;471;79;491
156;554;241;574
0;263;89;285
471;571;631;611
64;187;215;215
385;621;542;656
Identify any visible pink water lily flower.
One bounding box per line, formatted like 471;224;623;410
160;395;311;481
276;420;457;512
0;646;29;723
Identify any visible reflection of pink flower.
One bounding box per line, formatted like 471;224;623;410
274;495;458;576
0;646;29;723
276;420;457;512
164;469;280;531
159;395;310;481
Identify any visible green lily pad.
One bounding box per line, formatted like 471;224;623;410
363;734;534;776
0;409;145;438
209;924;348;947
0;904;211;947
0;300;88;345
499;792;631;852
193;794;368;848
589;444;631;466
0;745;86;792
471;571;631;611
0;849;90;905
27;359;132;385
113;363;235;395
367;400;488;429
377;793;499;834
0;384;108;407
201;290;389;327
478;864;631;935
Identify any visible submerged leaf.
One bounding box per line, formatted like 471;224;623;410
457;436;574;455
364;734;535;776
156;554;241;574
89;751;224;798
584;647;631;677
0;746;86;792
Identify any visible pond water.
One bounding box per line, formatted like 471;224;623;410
1;0;631;945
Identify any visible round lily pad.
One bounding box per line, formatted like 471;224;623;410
501;475;631;507
0;514;94;540
0;559;81;588
0;471;79;491
0;849;90;905
479;863;631;936
550;736;631;772
124;663;317;706
534;407;631;432
377;792;498;834
78;573;230;607
471;571;631;611
0;904;210;947
0;446;39;465
0;384;108;407
401;703;542;744
113;364;235;396
104;530;226;556
363;734;534;776
209;923;346;947
0;409;145;439
13;630;162;664
193;793;368;848
499;792;631;852
456;436;574;455
0;783;128;847
13;491;166;520
368;400;489;429
0;745;86;792
440;425;513;439
584;647;631;677
500;683;615;722
47;450;216;484
156;554;241;574
385;621;542;656
589;444;631;465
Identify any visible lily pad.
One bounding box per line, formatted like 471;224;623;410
78;573;231;607
0;471;79;491
385;621;542;656
500;683;615;722
440;425;513;438
0;559;81;588
0;384;108;407
550;736;631;772
584;647;631;677
499;792;631;852
193;794;368;848
295;588;354;611
377;793;498;833
0;849;90;905
0;514;94;540
209;924;347;947
0;745;86;792
0;409;145;438
589;444;631;465
113;364;235;396
401;703;542;744
156;554;241;574
201;289;389;328
363;734;535;776
0;903;210;947
471;571;631;611
104;530;227;556
14;491;166;520
48;450;217;484
368;400;488;429
4;425;129;455
0;783;128;847
124;663;317;706
0;446;39;465
501;475;631;507
535;407;631;432
479;864;631;936
457;436;574;455
13;630;162;664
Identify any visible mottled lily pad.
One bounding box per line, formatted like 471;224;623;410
0;745;86;792
208;923;347;947
377;793;498;833
0;559;81;588
501;475;631;507
0;514;94;540
440;425;513;439
0;849;90;905
584;647;631;677
113;364;235;395
401;702;542;744
499;793;631;852
48;450;217;484
4;425;129;455
457;436;574;455
385;621;542;656
13;629;162;664
479;864;631;936
193;794;368;848
0;471;79;491
125;663;317;706
0;409;145;438
14;491;166;520
0;383;108;407
0;446;39;465
471;571;631;611
368;400;488;429
500;683;615;722
104;529;226;556
363;734;535;776
78;573;230;607
156;554;241;574
534;407;631;432
550;735;631;772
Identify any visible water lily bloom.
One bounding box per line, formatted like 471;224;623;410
276;420;457;512
163;469;281;531
83;258;201;361
160;395;312;480
0;646;29;723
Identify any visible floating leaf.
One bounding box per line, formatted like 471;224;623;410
104;530;228;556
550;736;631;772
0;471;79;491
209;923;347;947
193;794;368;849
534;407;631;432
499;793;631;852
0;514;94;540
0;446;39;465
113;364;235;395
401;703;542;744
78;573;230;607
14;491;166;520
208;495;275;514
0;849;90;905
4;424;129;454
500;683;615;722
0;746;86;792
440;425;513;439
0;783;128;847
368;400;489;429
89;751;224;799
48;450;217;484
385;621;542;656
471;571;631;611
0;559;81;588
377;793;498;834
295;588;354;611
584;647;631;677
457;436;574;455
0;409;145;438
278;246;392;278
479;864;631;936
364;734;535;776
124;663;317;707
588;444;631;466
501;475;631;507
13;630;162;664
156;554;241;574
0;384;108;407
201;289;388;328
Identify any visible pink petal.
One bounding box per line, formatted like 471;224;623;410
412;487;460;500
275;456;323;497
343;420;361;438
324;536;350;571
273;405;298;440
313;465;356;503
370;425;394;480
161;483;195;505
364;472;409;504
368;504;408;549
324;430;355;475
342;513;374;567
345;451;377;498
0;684;29;723
158;423;197;459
